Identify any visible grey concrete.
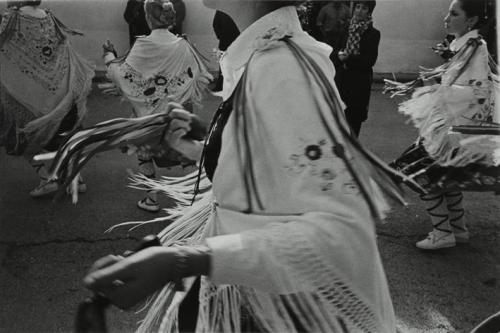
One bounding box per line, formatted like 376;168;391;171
0;84;498;333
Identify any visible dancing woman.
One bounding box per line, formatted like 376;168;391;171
0;0;94;197
389;0;499;250
84;1;418;332
102;0;212;212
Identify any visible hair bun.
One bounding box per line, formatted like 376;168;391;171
162;1;174;12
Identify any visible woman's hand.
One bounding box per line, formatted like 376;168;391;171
102;40;116;55
338;51;348;62
164;103;193;146
83;247;177;310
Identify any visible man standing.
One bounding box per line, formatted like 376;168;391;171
212;10;240;91
124;0;151;46
170;0;185;35
316;1;350;50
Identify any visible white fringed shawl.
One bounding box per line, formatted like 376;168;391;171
399;30;500;167
107;29;212;117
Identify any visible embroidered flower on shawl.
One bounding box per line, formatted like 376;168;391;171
285;138;360;194
143;87;157;96
305;145;322;160
253;27;293;52
154;75;167;86
42;46;53;57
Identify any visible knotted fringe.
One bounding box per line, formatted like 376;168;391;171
119;172;214;333
136;281;179;333
128;171;211;206
107;171;213;234
196;279;243;333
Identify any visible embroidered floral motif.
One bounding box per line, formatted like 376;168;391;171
467;78;495;123
285;137;358;195
305;145;322;160
0;13;68;93
119;63;193;110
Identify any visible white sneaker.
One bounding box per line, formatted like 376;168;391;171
416;230;456;250
454;230;470;243
137;197;160;213
30;180;58;197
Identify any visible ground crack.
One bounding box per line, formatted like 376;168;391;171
0;236;139;249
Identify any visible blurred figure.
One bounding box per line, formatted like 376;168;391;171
0;0;94;197
316;0;350;49
334;0;380;137
212;10;240;92
170;0;185;35
124;0;151;46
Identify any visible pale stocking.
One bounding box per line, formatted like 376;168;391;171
420;193;451;234
445;191;467;233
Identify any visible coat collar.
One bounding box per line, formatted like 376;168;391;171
218;6;303;100
450;29;479;52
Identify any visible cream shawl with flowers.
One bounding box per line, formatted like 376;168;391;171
107;29;212;117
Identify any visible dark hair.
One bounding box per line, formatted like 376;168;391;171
7;0;42;8
263;1;299;11
353;0;377;14
458;0;489;29
144;0;176;29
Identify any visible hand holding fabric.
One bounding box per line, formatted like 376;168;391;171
84;247;178;310
84;245;211;310
164;103;192;146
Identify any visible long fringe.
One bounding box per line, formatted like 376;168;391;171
107;171;213;235
122;171;215;333
196;279;242;333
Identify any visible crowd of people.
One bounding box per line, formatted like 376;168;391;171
0;0;499;332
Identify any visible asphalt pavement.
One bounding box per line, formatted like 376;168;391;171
0;84;498;333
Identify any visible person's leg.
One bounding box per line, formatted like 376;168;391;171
445;191;469;243
137;150;160;212
26;154;58;197
416;193;456;250
344;108;362;137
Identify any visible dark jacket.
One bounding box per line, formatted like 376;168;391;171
170;0;185;35
334;25;380;123
124;0;151;46
212;11;240;52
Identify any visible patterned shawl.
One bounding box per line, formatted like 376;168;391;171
343;17;372;56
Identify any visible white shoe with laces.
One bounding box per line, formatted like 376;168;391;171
30;180;58;197
416;230;456;250
137;197;160;212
